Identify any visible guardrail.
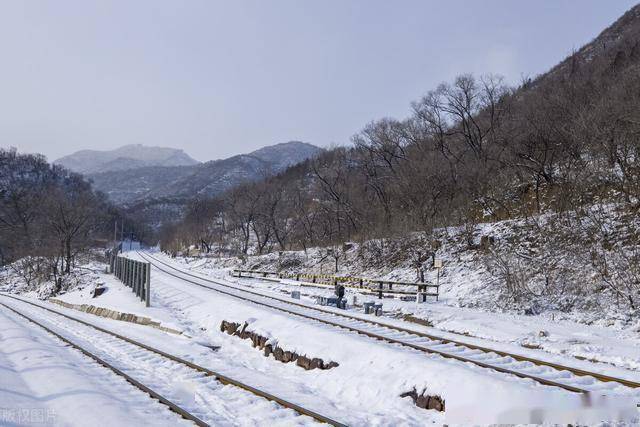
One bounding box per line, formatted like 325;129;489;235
231;269;439;301
114;256;151;307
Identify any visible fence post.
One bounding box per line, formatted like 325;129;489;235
134;261;138;296
145;263;150;307
138;262;143;301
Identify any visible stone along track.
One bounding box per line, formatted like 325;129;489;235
139;251;640;395
0;294;345;427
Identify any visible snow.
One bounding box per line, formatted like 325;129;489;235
0;258;105;299
189;208;640;333
1;296;318;426
2;247;639;425
53;271;182;333
169;252;640;379
122;252;638;424
0;303;191;427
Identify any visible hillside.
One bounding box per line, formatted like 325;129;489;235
86;165;198;204
164;4;640;320
247;141;322;171
55;144;200;174
541;3;640;82
86;141;323;205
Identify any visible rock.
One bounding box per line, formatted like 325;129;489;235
219;318;338;370
92;287;107;298
310;358;322;370
400;388;445;412
426;396;445;411
415;395;429;409
264;344;273;357
296;356;311;370
273;347;284;361
324;361;339;369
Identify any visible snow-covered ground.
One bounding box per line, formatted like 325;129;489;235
126;252;640;422
191;209;640;333
52;272;182;333
171;251;640;375
2;248;639;425
0;302;192;427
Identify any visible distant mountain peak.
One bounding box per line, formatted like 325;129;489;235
54;144;200;174
84;140;323;211
248;141;323;170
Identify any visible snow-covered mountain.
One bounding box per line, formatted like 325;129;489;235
84;141;323;205
54;144;200;175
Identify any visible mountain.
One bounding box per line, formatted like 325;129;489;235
54;144;200;175
85;141;323;205
543;4;640;82
248;141;322;171
168;4;640;255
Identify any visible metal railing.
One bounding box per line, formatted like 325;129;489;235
114;256;151;307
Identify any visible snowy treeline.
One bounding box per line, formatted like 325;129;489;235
164;48;640;255
159;22;640;315
0;149;119;290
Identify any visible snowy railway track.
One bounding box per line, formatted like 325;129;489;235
139;252;640;396
0;294;345;427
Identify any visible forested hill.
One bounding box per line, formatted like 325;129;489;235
0;149;121;277
86;141;322;205
55;144;200;175
168;3;640;254
538;3;640;83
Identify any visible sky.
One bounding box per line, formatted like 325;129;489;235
0;1;637;162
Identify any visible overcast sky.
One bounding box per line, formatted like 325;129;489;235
0;1;636;162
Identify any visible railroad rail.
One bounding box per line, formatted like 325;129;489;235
0;294;345;427
232;269;439;300
141;252;640;394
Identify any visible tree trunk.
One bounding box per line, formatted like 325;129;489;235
65;239;72;274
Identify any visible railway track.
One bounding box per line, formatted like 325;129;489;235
0;294;345;427
139;251;640;395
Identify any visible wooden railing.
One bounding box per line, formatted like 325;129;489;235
231;269;439;300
